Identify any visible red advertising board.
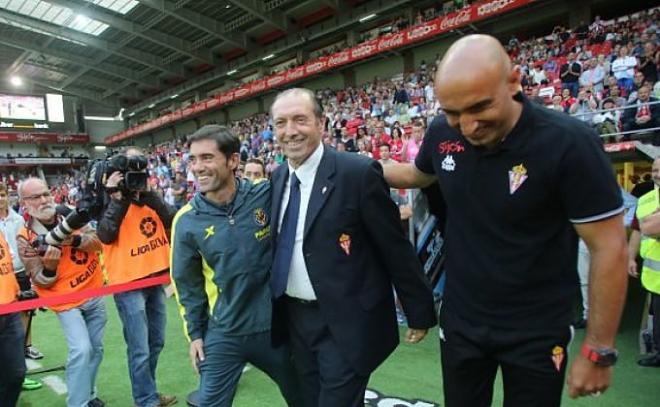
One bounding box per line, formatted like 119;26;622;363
0;132;89;144
106;0;534;144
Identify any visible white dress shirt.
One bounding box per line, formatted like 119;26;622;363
278;142;324;300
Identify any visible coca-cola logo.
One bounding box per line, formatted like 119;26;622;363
219;94;234;103
408;22;438;40
235;88;249;98
352;43;377;59
57;135;73;143
267;75;285;87
378;33;405;51
17;133;34;142
252;81;266;92
477;0;515;16
287;67;305;80
440;9;472;31
306;60;327;73
329;51;350;66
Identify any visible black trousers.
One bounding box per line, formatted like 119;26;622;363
651;293;660;353
0;312;26;407
439;307;572;407
286;299;369;407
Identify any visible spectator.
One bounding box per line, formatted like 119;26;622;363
530;62;547;86
638;41;658;84
549;94;566;112
580;58;606;93
560;52;582;96
569;88;598;124
611;45;637;92
622;85;660;141
593;97;622;139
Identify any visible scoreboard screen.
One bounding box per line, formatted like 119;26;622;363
0;94;46;121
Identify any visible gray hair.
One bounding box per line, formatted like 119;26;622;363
17;177;47;200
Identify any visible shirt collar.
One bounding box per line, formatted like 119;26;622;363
288;142;324;186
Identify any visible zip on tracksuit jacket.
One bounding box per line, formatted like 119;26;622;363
171;179;273;341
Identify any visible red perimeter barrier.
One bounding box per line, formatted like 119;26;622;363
0;273;171;315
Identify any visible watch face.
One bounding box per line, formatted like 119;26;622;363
596;349;618;366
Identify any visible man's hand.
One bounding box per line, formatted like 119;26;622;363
627;258;639;278
567;353;612;398
41;245;62;271
106;171;123;188
405;328;428;344
189;338;205;374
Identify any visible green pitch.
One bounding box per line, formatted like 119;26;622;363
18;281;660;406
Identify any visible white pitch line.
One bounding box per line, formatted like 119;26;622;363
41;375;68;395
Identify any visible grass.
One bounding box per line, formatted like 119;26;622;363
18;279;660;406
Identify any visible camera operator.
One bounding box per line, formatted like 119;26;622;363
15;177;107;407
96;147;176;407
0;227;26;407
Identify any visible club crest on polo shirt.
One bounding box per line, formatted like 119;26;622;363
441;155;456;172
508;163;528;194
551;345;565;372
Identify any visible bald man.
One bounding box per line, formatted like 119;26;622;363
384;35;628;406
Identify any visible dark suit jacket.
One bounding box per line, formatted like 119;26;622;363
271;145;436;376
622;97;660;131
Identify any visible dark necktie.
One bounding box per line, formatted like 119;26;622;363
271;172;301;298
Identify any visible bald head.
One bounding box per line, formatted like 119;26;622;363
433;34;522;149
437;34;512;85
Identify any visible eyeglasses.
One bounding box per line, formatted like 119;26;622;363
23;191;51;201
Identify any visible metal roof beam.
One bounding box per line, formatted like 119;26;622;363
137;0;247;48
226;0;288;31
24;61;139;98
45;0;216;65
29;78;118;107
0;35;158;87
0;9;183;76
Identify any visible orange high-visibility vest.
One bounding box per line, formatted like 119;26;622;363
0;232;18;305
19;228;103;312
102;203;170;284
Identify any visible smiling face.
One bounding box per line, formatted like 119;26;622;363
188;139;238;196
271;90;324;169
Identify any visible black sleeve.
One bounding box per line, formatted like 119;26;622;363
141;190;175;229
559;123;623;223
359;161;436;329
414;120;438;175
97;197;130;244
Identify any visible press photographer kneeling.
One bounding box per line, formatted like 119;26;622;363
96;147;177;407
16;177;107;407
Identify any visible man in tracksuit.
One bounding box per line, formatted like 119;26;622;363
171;125;301;407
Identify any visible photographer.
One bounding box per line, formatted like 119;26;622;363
15;177;106;407
96;147;176;407
569;88;598;125
0;228;26;407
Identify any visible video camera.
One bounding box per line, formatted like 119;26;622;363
84;153;148;207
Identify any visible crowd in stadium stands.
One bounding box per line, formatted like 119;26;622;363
1;6;659;208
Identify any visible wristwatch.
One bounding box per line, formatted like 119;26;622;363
581;344;618;367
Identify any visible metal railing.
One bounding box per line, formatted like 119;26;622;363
568;99;660;139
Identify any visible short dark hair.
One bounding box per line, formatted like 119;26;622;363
271;88;323;119
245;158;265;173
187;125;239;158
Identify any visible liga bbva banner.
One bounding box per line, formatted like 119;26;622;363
106;0;534;145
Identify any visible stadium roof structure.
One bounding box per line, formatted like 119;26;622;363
0;0;443;116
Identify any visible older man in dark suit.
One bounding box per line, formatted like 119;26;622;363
269;88;436;407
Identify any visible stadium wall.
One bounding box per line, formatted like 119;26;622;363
86;120;125;144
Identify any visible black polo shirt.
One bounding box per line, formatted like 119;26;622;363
416;94;623;329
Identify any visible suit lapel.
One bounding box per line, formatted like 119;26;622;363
304;146;335;238
271;165;289;243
